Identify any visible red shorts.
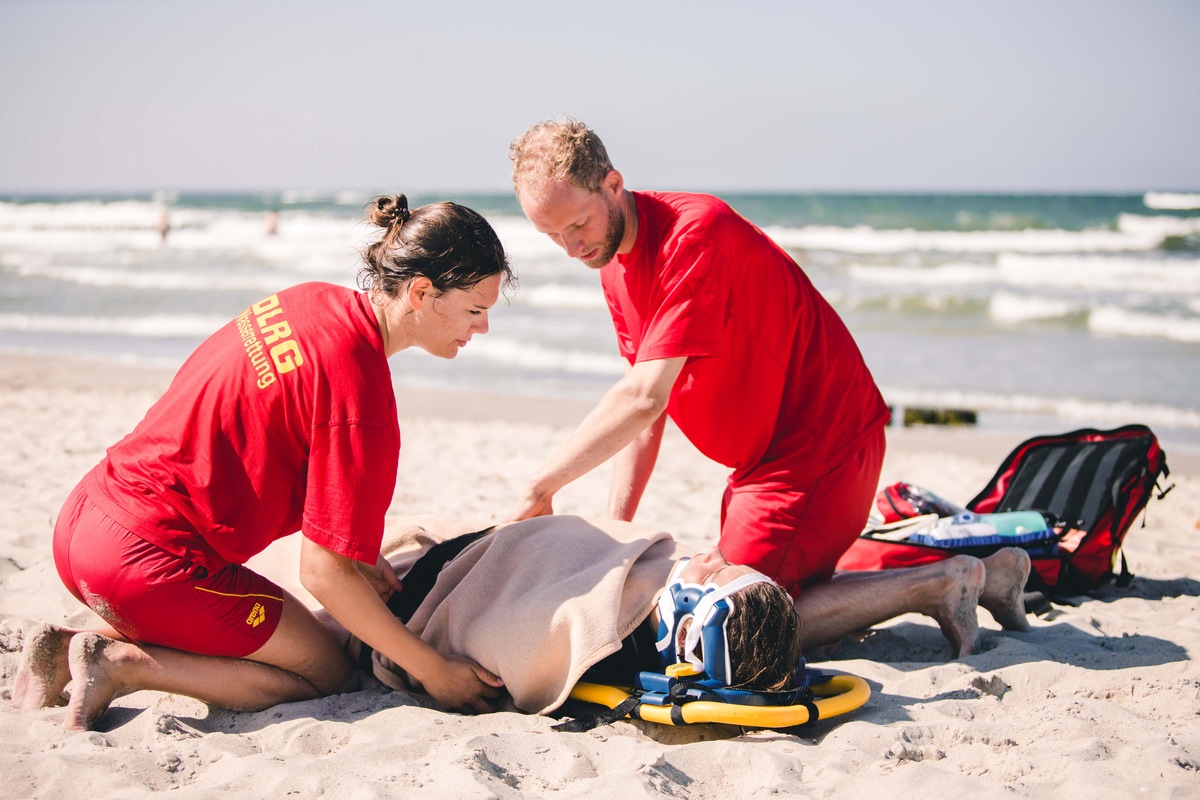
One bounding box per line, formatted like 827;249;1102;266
719;428;886;598
53;482;284;658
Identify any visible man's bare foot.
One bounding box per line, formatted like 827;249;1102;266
980;548;1032;632
12;624;74;710
64;632;127;731
929;555;985;658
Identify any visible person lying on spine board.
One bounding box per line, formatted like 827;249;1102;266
337;515;1029;715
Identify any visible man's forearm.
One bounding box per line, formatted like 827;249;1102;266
525;357;684;501
608;411;666;520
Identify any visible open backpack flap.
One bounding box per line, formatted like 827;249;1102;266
837;424;1174;597
864;510;1060;554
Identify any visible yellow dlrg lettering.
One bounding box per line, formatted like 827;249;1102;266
251;295;280;315
270;340;304;374
260;320;292;345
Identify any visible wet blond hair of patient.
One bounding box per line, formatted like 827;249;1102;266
677;580;802;693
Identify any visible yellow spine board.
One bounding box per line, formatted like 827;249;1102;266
567;674;870;728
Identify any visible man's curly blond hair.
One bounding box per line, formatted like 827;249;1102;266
509;117;614;197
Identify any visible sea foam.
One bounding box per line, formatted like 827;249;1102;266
461;337;626;376
14;262;290;292
988;292;1080;323
884;386;1200;430
1144;192;1200;211
1088;306;1200;344
0;313;228;337
516;284;607;310
996;253;1200;294
764;213;1200;255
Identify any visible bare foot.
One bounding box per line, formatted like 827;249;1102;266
64;632;126;731
11;623;73;710
928;555;985;658
980;548;1032;632
12;624;74;710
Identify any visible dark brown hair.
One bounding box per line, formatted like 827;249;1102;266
725;581;803;692
358;194;514;297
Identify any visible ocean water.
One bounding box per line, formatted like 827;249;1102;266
2;190;1199;456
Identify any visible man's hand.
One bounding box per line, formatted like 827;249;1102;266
356;553;403;601
418;655;506;714
508;490;554;522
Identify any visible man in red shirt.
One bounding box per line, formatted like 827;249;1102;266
508;119;1030;657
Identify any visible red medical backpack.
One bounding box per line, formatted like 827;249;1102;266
837;425;1173;596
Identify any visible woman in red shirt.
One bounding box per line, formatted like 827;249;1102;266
14;195;513;729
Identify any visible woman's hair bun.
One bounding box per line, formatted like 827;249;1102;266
368;193;412;229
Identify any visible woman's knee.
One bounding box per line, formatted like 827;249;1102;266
252;597;354;696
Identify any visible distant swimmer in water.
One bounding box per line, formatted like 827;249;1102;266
156;210;171;245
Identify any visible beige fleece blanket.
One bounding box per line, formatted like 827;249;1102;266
371;515;678;714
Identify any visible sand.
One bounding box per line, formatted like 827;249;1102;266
1;352;1198;799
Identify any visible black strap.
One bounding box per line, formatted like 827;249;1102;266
1156;476;1175;501
1114;551;1134;588
552;696;643;733
667;679;721;704
554;678;712;732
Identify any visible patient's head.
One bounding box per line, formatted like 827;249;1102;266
722;579;803;692
658;548;802;692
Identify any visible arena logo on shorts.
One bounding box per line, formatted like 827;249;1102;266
246;602;266;628
235;293;306;390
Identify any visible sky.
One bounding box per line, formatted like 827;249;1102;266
1;0;1198;194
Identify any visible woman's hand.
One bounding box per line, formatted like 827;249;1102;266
417;655;505;714
356;553;403;600
302;540;501;713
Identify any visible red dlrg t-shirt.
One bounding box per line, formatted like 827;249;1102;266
602;192;889;483
86;283;400;568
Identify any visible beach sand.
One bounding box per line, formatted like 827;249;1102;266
1;352;1198;799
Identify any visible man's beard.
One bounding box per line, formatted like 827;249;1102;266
581;197;625;269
